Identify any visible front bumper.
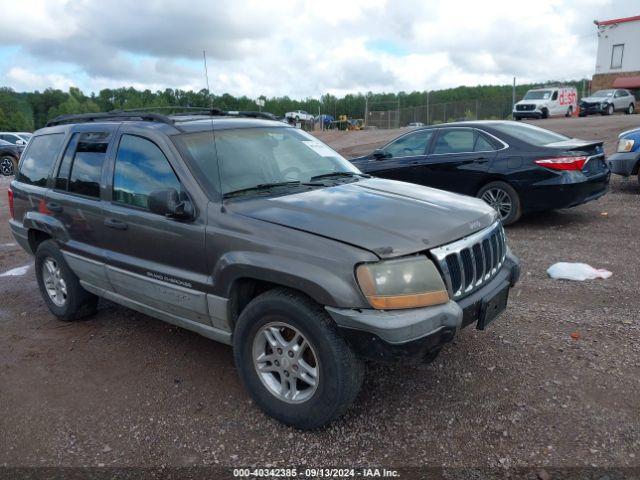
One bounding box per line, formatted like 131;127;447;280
579;104;604;115
513;110;542;119
327;252;520;363
608;151;640;177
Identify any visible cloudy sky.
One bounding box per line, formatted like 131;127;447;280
0;0;637;98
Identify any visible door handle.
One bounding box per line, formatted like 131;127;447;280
46;202;63;213
104;218;128;230
474;157;489;164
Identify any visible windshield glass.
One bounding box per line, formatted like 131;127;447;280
591;90;614;98
491;122;569;146
523;90;552;100
173;127;360;196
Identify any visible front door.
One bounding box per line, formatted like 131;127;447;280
353;129;434;182
101;131;210;325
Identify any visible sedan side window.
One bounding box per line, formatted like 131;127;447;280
433;129;476;154
113;135;181;210
384;130;433;157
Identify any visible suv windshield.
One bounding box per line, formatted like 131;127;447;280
174;127;361;197
491;122;569;146
523;90;552;100
591;90;615;98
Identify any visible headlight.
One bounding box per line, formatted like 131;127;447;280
356;256;449;309
617;138;635;152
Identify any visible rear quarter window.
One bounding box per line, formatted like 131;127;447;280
16;133;66;187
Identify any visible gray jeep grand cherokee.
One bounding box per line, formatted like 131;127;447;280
8;110;520;429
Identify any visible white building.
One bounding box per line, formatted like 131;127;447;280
592;15;640;92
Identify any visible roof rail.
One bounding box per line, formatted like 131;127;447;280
45;107;279;127
45;111;175;127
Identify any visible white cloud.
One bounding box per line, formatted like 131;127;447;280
0;0;638;97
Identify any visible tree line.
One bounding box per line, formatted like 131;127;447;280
0;79;588;131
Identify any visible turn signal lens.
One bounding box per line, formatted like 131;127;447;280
534;156;587;171
356;256;449;310
7;187;14;219
617;138;635;153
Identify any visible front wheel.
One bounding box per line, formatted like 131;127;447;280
478;181;522;226
604;104;614;116
626;104;635;115
541;108;549;119
233;288;364;429
0;156;16;176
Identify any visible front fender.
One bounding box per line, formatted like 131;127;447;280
212;251;369;309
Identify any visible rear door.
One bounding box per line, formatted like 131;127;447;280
100;127;211;325
353;128;434;182
419;127;498;195
45;126;117;290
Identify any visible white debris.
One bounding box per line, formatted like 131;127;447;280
547;262;612;281
1;243;17;247
0;265;30;277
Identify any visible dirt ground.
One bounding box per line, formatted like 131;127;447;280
1;115;639;475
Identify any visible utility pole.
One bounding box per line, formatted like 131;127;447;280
364;94;368;129
512;76;516;111
426;91;429;125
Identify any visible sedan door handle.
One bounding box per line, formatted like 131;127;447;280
46;202;63;213
104;217;128;231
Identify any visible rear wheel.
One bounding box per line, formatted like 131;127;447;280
233;288;364;429
35;240;98;321
565;106;573;117
478;181;522;226
0;155;16;176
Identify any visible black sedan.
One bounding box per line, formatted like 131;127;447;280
350;121;610;225
0;139;24;176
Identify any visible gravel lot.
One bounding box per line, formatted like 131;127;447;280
1;115;639;476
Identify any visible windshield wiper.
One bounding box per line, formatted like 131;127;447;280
309;171;371;181
223;181;322;199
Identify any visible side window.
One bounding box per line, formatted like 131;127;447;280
58;132;110;198
433;129;475;154
384;130;433;157
16;133;65;187
113;135;180;210
474;133;496;152
551;91;558;101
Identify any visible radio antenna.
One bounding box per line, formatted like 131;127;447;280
203;50;213;108
202;50;224;205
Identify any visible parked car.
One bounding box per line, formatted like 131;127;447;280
513;87;577;120
350;121;610;225
284;110;314;122
0;132;29;146
579;89;636;116
0;139;24;176
8;111;519;429
608;126;640;183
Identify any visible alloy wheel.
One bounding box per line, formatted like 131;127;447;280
42;258;68;307
481;187;513;220
629;104;635;114
252;322;319;404
0;157;14;176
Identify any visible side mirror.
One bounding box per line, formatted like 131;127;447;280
15;139;25;145
148;188;194;220
372;149;388;160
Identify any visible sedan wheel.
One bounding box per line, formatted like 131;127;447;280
481;188;512;220
607;104;614;115
0;156;15;176
478;181;522;225
627;104;635;115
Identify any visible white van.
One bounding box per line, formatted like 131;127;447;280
513;87;577;120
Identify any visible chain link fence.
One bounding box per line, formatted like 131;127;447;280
366;96;515;129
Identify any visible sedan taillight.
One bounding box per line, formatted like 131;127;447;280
534;156;588;171
8;187;15;219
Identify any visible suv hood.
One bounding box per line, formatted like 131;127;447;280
228;178;497;258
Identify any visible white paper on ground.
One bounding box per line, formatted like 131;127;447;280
0;265;30;277
547;262;612;281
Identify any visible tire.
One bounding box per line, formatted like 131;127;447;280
478;181;522;226
35;240;98;321
626;104;634;115
541;108;549;119
513;115;521;121
0;155;16;176
565;106;573;117
604;104;614;116
233;288;364;429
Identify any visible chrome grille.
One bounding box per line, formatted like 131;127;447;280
430;222;507;299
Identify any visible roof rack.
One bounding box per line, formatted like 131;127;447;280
45;107;278;127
